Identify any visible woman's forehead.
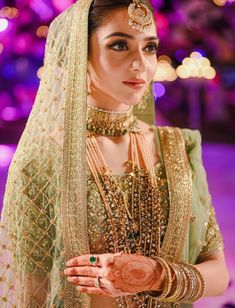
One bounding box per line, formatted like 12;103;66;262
96;7;157;40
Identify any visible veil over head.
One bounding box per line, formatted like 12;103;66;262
0;0;155;307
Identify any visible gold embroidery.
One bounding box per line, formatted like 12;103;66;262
61;1;93;307
159;127;193;262
199;205;223;257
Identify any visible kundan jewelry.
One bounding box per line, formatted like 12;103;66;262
86;106;205;307
128;0;153;33
86;106;163;306
86;105;140;136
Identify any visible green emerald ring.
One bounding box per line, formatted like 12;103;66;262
89;255;98;266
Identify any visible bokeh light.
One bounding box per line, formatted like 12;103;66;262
37;66;45;79
153;82;166;99
36;25;49;38
0;6;19;19
1;107;19;121
52;0;74;12
0;145;15;168
212;0;234;6
154;56;177;82
0;43;4;54
176;53;216;80
0;18;8;32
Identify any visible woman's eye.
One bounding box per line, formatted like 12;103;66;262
146;44;158;54
108;41;128;51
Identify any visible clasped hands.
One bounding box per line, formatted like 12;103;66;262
64;252;165;297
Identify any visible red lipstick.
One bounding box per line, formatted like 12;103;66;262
123;78;146;90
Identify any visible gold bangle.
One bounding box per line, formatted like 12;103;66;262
176;263;189;302
190;266;206;302
164;263;184;302
180;263;198;303
146;256;173;300
177;263;205;304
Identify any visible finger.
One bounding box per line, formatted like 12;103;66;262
67;276;106;289
66;254;102;267
77;286;110;296
64;266;103;278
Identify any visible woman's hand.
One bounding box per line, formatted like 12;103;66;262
64;252;164;297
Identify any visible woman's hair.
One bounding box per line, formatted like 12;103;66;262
88;0;154;37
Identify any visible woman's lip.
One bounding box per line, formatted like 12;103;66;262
122;82;145;90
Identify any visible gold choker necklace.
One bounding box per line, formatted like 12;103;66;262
86;105;140;136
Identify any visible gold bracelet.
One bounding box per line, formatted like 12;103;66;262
176;263;189;302
164;263;184;302
147;256;173;300
177;263;205;304
180;263;198;303
190;266;206;302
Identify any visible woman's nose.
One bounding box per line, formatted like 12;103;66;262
129;51;146;73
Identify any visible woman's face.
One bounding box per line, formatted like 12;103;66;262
87;7;159;111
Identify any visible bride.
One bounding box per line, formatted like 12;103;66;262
0;1;229;307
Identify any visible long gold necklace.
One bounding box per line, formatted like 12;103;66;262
86;106;162;307
87;139;162;307
86;132;162;252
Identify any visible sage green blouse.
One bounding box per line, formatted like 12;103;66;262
87;127;223;260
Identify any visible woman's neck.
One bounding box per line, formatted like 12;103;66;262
87;93;131;112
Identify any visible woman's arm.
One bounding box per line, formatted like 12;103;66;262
194;250;229;297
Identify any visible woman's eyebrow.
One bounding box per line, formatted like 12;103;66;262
103;32;159;43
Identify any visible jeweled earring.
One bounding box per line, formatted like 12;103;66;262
137;83;153;112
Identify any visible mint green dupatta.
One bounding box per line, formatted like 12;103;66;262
156;127;210;265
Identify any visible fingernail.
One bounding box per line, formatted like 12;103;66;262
66;260;72;266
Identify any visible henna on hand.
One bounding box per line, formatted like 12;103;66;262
64;252;165;297
108;254;158;293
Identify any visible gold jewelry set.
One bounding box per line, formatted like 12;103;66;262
85;1;205;306
128;0;153;33
147;258;205;305
87;105;162;307
86;105;140;136
128;0;154;111
86;104;205;306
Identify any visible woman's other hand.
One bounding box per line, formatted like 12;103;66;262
64;252;164;297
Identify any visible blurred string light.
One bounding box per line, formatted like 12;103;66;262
176;52;216;80
0;43;4;54
212;0;235;6
153;82;166;99
52;0;74;12
0;145;15;168
30;0;53;21
37;66;45;79
153;55;177;82
1;106;19;121
0;18;8;32
36;25;49;38
0;6;19;19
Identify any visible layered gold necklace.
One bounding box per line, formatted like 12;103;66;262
86;105;163;307
86;105;140;136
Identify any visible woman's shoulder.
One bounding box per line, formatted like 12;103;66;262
137;121;203;155
148;124;202;149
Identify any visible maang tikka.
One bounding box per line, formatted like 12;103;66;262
128;0;153;32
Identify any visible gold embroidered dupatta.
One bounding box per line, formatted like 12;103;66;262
0;1;210;307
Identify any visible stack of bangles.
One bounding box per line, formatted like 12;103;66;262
146;257;206;304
